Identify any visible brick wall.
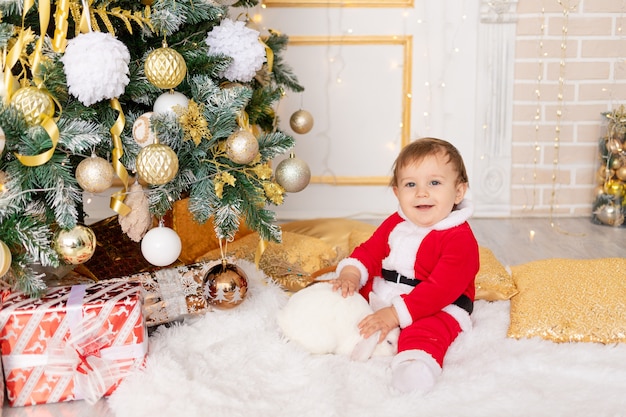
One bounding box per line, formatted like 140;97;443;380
512;0;625;216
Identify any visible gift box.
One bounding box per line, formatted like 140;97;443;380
0;281;148;407
60;262;215;327
110;261;215;327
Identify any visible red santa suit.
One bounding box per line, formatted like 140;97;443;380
336;198;479;372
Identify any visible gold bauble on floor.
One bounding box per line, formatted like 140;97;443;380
203;261;248;309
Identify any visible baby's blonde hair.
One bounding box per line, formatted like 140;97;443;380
390;137;469;187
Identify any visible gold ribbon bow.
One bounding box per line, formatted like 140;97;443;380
109;98;131;216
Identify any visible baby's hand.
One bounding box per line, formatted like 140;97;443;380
331;268;360;297
358;307;399;343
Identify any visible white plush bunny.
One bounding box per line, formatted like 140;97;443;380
276;281;400;361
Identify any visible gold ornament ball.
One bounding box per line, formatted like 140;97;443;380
11;86;55;125
53;225;97;265
616;166;626;181
606;138;624;154
136;142;179;185
0;125;5;154
604;179;625;197
203;262;248;309
145;46;187;90
275;156;311;193
594;203;625;227
76;155;114;193
226;129;259;165
132;112;156;148
0;240;11;277
609;157;623;171
289;109;314;134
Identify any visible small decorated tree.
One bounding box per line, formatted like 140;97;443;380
592;105;626;228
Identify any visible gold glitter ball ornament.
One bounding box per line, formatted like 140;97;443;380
76;155;114;193
136;142;179;185
53;225;97;265
289;109;314;134
226;129;259;165
10;86;55;125
0;240;11;277
203;261;248;309
144;46;187;90
275;155;311;193
616;166;626;181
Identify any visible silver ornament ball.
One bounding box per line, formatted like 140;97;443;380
275;156;311;193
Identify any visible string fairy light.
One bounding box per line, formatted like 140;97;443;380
548;0;585;236
527;5;546;212
548;0;573;230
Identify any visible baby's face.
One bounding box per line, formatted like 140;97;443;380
393;153;467;228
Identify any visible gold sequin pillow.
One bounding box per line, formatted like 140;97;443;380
196;231;338;292
508;258;626;344
475;247;517;301
281;218;377;259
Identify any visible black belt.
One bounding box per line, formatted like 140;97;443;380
381;269;473;315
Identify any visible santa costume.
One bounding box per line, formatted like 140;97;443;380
336;197;479;392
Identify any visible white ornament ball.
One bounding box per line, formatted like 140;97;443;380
132;112;156;147
153;91;189;115
75;155;114;193
275;156;311;193
0;125;5;154
141;226;182;266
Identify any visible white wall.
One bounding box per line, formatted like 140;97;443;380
258;1;495;221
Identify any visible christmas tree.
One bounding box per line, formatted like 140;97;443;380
0;0;304;296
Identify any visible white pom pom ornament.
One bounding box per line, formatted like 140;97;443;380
61;32;131;106
205;19;266;83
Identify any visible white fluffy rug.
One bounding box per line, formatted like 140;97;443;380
108;260;626;417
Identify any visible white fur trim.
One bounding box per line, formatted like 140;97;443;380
336;258;369;288
442;304;473;332
391;296;413;329
382;220;430;277
391;349;442;376
433;196;474;231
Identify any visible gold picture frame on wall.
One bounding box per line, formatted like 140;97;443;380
285;35;412;186
263;0;414;7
